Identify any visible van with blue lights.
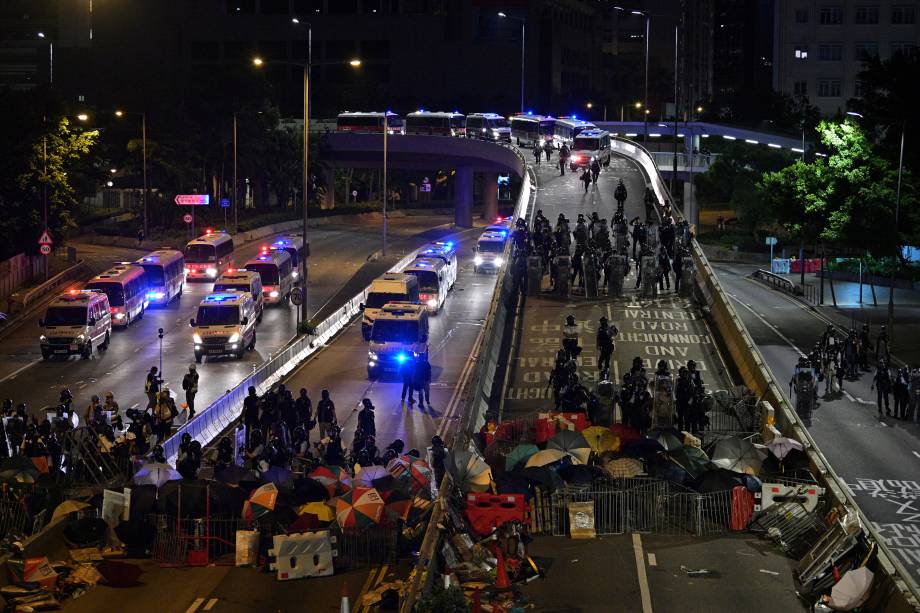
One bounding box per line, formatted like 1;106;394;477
269;235;307;281
337;111;403;134
367;303;429;379
360;273;420;340
39;289;112;360
553;116;596;149
474;230;509;273
405;111;466;137
214;269;264;322
84;263;149;327
569;129;612;170
189;292;257;363
184;229;234;281
243;249;293;306
510;113;555;147
406;242;458;311
465;113;511;141
135;249;185;306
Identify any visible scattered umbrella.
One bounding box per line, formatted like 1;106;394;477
546;430;591;464
309;465;352;497
648;428;684;452
484;439;519;476
51;500;91;524
582;426;619;453
354;465;394;489
711;437;762;475
766;437;804;461
521;463;567;491
647;456;692;484
381;488;413;521
621;438;665;460
557;463;602;486
525;448;570;468
260;466;294;489
505;444;540;472
694;468;746;493
297;502;334;523
446;449;493;493
335;487;385;529
667;445;713;479
610;424;640;446
215;465;257;485
243;483;279;521
602;457;644;479
291;477;330;504
829;567;874;610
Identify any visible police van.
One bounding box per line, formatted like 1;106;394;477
190;292;257;363
367;303;429;379
553;116;595;149
214;269;264;322
473;229;509;273
465;113;511;141
269;235;307;281
39;289;112;360
407;242;458;312
568;129;612;170
360;273;420;340
244;249;293;305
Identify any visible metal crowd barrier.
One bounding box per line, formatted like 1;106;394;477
163;248;424;465
752;269;798;295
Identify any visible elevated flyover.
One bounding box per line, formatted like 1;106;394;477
318;132;526;227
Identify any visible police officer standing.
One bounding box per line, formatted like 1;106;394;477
145;366;162;412
182;364;199;420
562;314;579;361
596;316;618;378
614;179;628;209
871;360;893;417
358;398;376;438
675;366;692;431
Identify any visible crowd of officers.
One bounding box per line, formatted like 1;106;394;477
790;323;920;421
507;181;693;296
547;314;710;434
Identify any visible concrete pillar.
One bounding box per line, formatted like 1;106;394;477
683;182;699;231
322;167;335;210
482;172;499;221
454;167;473;227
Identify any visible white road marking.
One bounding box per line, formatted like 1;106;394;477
203;598;218;611
727;292;805;357
632;533;654;613
0;360;40;384
913;451;920;460
647;552;657;566
185;598;205;613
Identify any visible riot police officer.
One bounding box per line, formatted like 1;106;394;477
871;359;892;417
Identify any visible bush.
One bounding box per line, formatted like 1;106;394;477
414;584;468;613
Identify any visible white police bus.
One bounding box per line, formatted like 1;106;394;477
185;230;234;281
510;113;555;147
135;249;185;306
465;113;511;141
568;129;613;170
405;111;466;137
553;116;595;149
85;264;149;327
337;111;404;134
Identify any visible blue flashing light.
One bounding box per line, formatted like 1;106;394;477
572;114;578;120
500;231;508;238
205;293;235;302
257;255;270;261
396;352;409;364
527;110;533;115
143;257;154;262
445;241;454;248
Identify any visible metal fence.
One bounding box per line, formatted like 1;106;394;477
329;524;399;570
533;479;734;538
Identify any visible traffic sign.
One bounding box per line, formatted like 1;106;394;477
174;194;210;206
39;244;52;256
290;287;303;306
37;230;53;245
420;177;432;193
220;198;231;208
183;213;193;224
765;236;777;246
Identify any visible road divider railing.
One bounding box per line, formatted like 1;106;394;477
617;135;920;610
162;247;424;465
400;162;534;612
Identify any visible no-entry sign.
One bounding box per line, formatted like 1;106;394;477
175;194;210;206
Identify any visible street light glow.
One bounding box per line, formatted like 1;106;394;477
498;12;507;18
76;113;89;121
291;17;300;23
846;111;864;118
114;110;124;117
349;59;362;67
252;57;264;67
37;32;46;39
586;102;593;109
634;102;642;109
696;106;704;113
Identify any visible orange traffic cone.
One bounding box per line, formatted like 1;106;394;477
494;548;511;590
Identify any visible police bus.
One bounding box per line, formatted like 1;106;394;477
465;113;511;141
336;111;404;134
85;263;149;327
568;129;613;170
135;249;185;306
553;116;595;149
269;235;307;281
185;230;234;281
367;303;430;379
510;113;555;147
243;249;294;305
405;111;466;136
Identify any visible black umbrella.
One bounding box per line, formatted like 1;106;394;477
64;517;108;548
291;477;330;504
621;438;665;460
157;479;244;518
494;473;532;496
557;463;603;486
115;519;157;554
646;456;692;485
215;465;257;485
128;484;158;521
694;468;746;493
647;428;684;452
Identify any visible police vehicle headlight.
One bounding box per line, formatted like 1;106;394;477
193;333;203;344
39;335;47;342
473;255;483;266
206;267;218;277
184;267;191;274
115;313;126;320
494;257;504;267
292;271;298;279
492;129;500;138
228;332;240;343
269;290;279;298
368;351;379;361
427;298;438;308
77;334;86;341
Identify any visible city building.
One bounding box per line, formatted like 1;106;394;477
711;0;774;119
773;0;920;115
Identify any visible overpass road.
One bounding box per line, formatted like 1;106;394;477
713;262;920;584
0;215;456;426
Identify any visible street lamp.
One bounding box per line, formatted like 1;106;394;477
37;32;52;86
498;12;526;114
253;50;361;325
114;109;148;240
848;111;906;339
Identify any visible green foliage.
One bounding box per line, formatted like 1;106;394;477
297;321;317;336
414;584;469;613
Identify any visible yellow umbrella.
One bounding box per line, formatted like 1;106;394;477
525;448;571;468
51;500;91;523
297;502;334;522
582;426;620;453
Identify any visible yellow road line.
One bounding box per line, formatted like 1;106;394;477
632;533;654;613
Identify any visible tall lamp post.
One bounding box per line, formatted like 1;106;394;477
253;52;361;325
114;110;148;240
498;12;526;114
847;111;906;341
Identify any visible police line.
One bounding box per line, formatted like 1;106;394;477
614;136;920;608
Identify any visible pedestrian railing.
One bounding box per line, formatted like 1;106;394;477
648;151;717;173
751;269;798;295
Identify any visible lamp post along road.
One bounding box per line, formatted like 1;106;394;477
253;46;360;326
115;110;148;239
498;12;526;114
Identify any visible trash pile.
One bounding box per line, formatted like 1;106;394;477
422;411;873;611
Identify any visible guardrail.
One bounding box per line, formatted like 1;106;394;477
614;136;920;608
648;151;717;173
399;159;534;613
751;269;798;295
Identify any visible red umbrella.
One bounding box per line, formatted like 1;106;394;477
309;465;352;497
335;487;385;529
381;488;412;522
611;424;640;446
